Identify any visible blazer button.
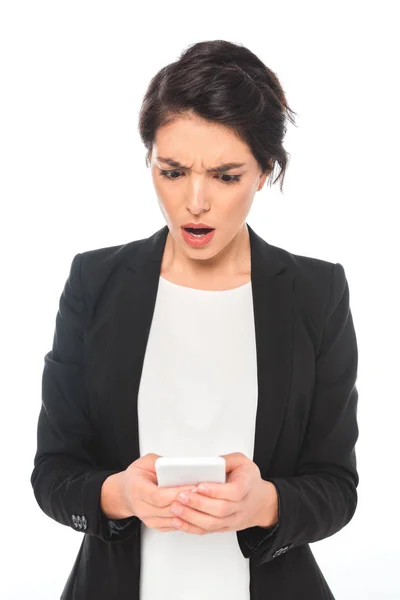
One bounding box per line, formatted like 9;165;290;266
273;543;294;558
82;516;87;530
275;546;289;557
72;515;78;527
76;515;82;529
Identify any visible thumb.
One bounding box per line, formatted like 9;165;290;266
136;453;163;473
220;452;248;473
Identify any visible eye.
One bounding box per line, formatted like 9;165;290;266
159;169;241;186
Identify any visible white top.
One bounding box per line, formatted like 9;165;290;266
138;275;259;600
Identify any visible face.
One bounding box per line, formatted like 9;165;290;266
149;113;269;266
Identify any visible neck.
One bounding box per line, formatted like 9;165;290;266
162;223;251;280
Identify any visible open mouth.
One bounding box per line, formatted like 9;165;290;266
183;228;214;236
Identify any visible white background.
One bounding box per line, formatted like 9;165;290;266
1;1;399;598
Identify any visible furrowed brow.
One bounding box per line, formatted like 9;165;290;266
156;156;246;173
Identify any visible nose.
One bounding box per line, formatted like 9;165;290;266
185;180;210;214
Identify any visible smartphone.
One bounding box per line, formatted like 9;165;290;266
155;456;226;488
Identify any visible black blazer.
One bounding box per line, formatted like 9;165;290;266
31;223;359;600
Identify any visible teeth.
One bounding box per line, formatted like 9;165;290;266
185;229;210;236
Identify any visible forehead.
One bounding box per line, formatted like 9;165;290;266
153;115;252;164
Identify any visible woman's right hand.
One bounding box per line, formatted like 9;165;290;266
119;453;198;532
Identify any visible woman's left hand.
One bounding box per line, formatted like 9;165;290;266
170;452;279;535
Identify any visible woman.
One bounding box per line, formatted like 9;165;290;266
30;40;359;599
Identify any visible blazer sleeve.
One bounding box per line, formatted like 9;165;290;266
30;252;141;543
237;262;359;567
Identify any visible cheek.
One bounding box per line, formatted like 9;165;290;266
157;193;180;215
153;181;177;211
227;189;254;215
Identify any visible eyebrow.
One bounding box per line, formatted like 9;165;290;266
156;156;246;173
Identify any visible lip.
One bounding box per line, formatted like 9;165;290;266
181;228;216;247
181;222;215;229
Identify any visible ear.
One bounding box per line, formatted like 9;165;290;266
257;171;269;191
146;148;153;168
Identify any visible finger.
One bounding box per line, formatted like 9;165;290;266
220;452;249;473
173;516;230;535
175;491;235;519
162;485;198;506
195;482;241;502
171;503;231;532
144;481;197;508
171;517;209;535
147;516;207;535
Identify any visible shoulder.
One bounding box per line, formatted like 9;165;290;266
76;237;143;310
282;245;348;313
269;242;342;299
268;243;349;349
80;238;139;271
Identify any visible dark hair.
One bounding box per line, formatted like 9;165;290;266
138;40;297;192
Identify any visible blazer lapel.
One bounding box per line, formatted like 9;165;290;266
108;223;294;478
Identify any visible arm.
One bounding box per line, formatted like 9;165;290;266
30;253;140;543
237;262;359;566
